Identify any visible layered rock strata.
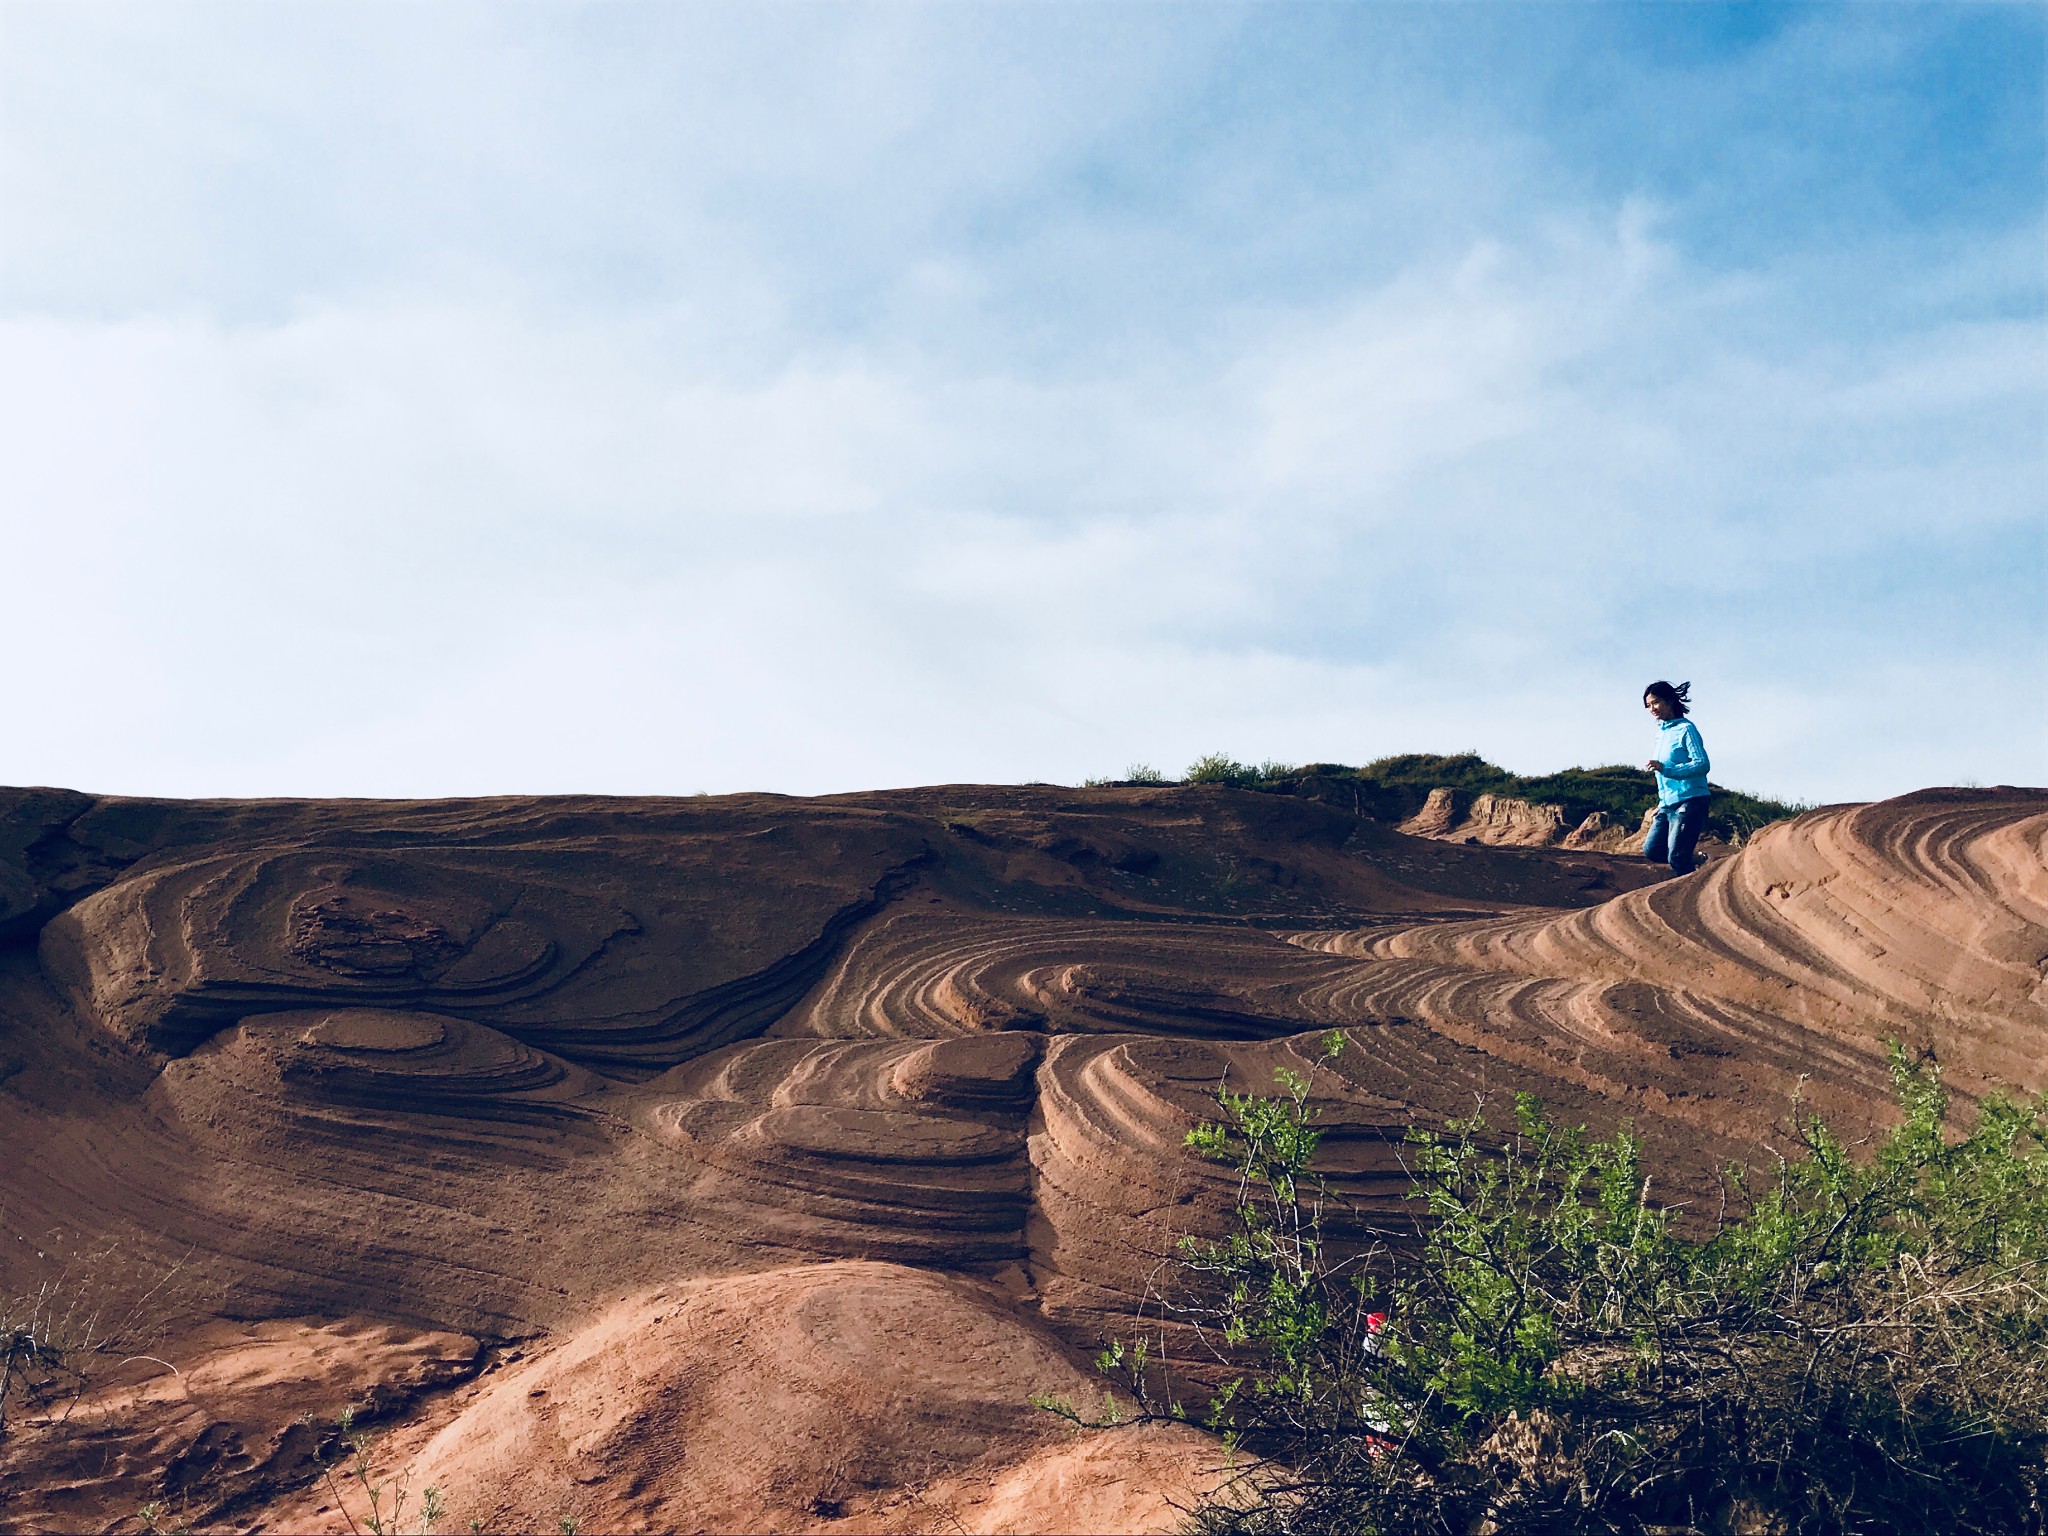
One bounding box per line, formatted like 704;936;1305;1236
1;782;2040;1533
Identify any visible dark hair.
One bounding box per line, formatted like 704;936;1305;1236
1644;680;1691;716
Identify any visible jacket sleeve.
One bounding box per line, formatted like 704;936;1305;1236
1663;723;1710;784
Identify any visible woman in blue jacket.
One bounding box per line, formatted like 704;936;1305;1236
1642;680;1710;874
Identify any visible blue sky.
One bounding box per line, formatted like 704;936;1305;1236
1;2;2041;803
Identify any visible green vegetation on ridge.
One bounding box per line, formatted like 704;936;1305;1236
1103;753;1807;844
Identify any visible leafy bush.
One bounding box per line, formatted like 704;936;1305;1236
1187;754;1264;788
1091;749;1803;841
1059;1039;2048;1535
1265;754;1805;843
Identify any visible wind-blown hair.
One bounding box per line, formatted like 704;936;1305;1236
1644;679;1692;716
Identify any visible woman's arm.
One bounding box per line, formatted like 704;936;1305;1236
1663;723;1710;783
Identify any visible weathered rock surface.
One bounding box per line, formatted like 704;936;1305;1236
1400;787;1663;853
1399;788;1572;847
1561;807;1652;851
0;781;2040;1532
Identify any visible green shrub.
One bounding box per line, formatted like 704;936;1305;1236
1056;1039;2048;1535
1187;754;1263;788
1082;763;1171;787
1264;754;1805;842
1099;749;1804;840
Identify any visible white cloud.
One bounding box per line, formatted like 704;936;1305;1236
4;197;2038;803
0;6;2038;804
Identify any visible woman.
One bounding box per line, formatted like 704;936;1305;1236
1642;680;1710;874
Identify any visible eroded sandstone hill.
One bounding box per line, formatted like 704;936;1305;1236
1;783;2042;1533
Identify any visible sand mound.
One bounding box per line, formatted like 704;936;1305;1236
1;782;2039;1532
252;1261;1219;1535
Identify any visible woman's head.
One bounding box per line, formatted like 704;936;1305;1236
1643;680;1691;720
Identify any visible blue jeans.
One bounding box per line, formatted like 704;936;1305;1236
1644;795;1710;875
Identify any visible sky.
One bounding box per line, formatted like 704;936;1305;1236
1;2;2041;805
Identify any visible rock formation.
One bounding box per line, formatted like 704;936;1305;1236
0;782;2040;1532
1398;786;1662;853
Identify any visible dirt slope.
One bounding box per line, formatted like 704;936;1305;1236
0;782;2040;1533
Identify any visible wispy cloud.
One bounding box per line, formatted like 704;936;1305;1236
1;3;2040;801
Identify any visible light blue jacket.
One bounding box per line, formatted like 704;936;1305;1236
1652;717;1711;806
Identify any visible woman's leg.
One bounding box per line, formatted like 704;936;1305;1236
1668;796;1709;874
1643;808;1672;865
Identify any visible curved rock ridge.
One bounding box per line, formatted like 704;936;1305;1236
788;909;1360;1040
36;820;936;1069
642;1035;1042;1265
3;782;2040;1533
39;851;624;1053
1276;954;1904;1148
230;1008;604;1130
1294;788;2048;1099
